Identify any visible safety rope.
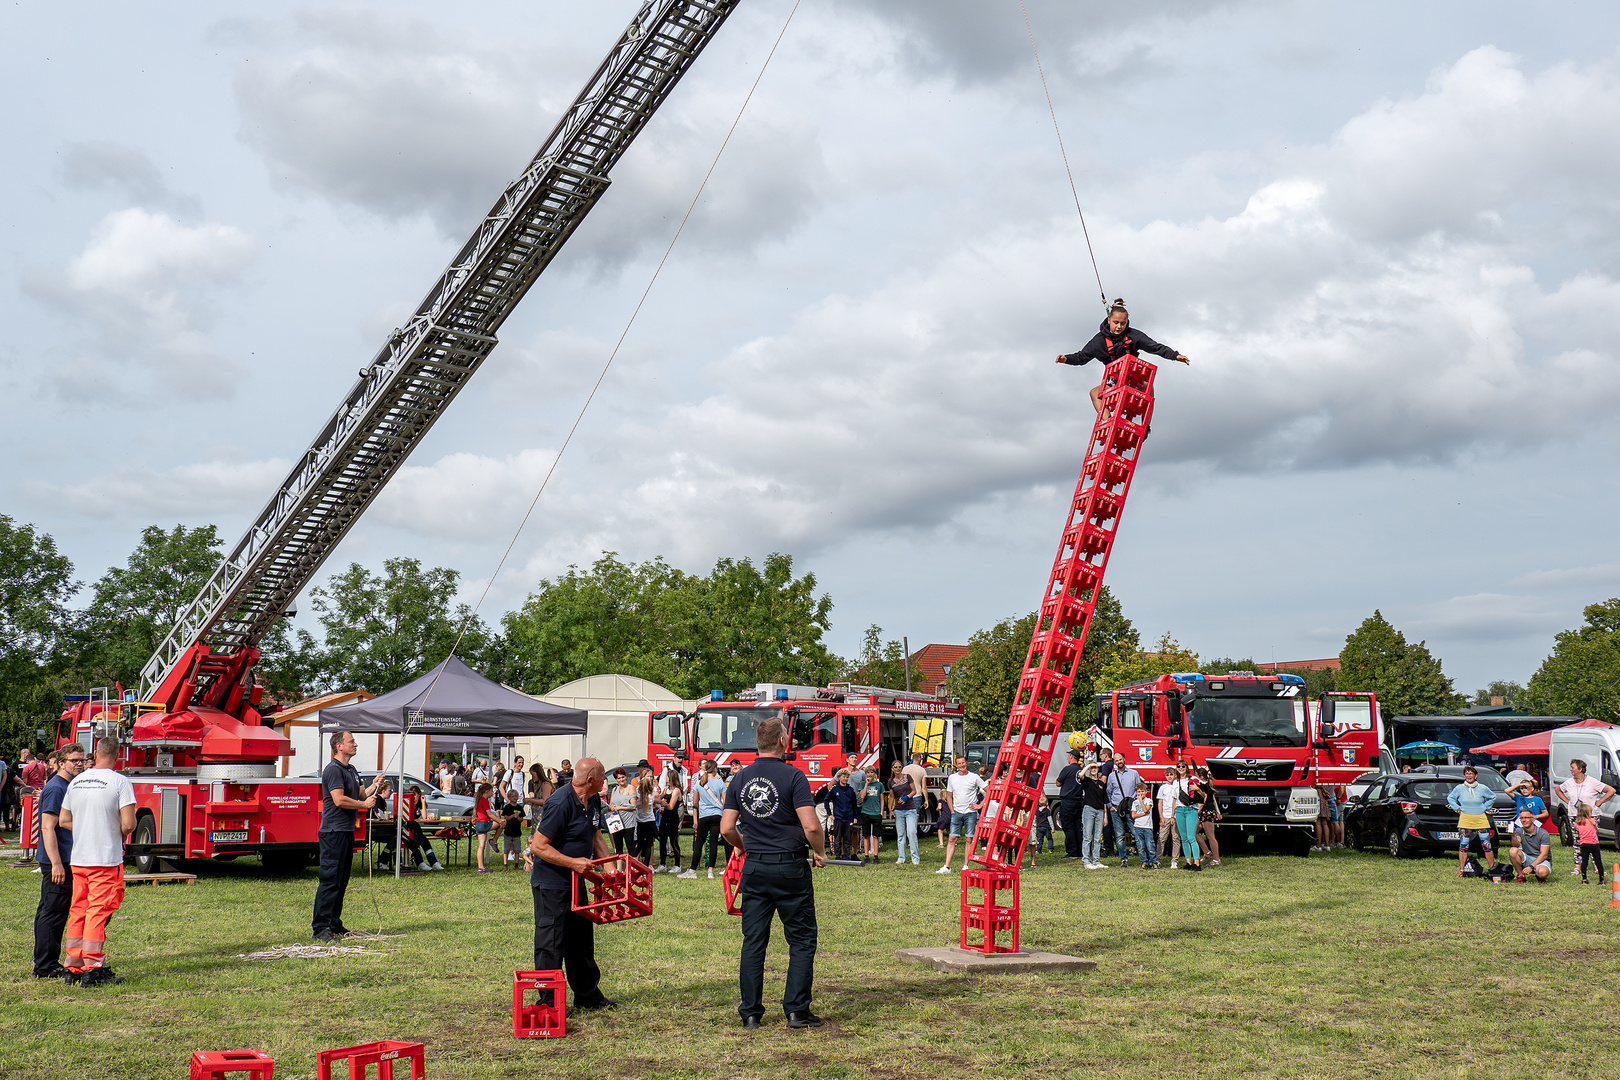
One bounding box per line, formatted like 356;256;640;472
358;0;805;918
1018;0;1107;310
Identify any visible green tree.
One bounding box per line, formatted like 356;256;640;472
1472;679;1525;709
499;552;837;699
945;586;1136;742
1337;610;1465;716
844;625;917;691
0;516;80;750
1520;599;1620;721
261;557;492;697
1094;632;1200;694
76;524;223;692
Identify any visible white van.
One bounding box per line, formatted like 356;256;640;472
1547;726;1620;848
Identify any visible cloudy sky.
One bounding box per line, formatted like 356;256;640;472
4;1;1619;696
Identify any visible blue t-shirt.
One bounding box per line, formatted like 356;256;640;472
35;773;72;866
695;777;725;818
724;756;814;854
1514;793;1547;817
530;784;605;891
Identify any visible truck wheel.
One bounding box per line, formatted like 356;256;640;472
1388;826;1408;860
1558;814;1573;847
131;816;157;875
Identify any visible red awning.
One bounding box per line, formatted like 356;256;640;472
1471;718;1615;756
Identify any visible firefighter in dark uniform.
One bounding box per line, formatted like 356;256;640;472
1057;298;1189;414
720;717;827;1030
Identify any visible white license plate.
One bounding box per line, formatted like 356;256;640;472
1436;831;1459;841
209;830;249;843
1236;796;1269;805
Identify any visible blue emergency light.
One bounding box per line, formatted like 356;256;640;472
711;690;723;701
775;689;788;701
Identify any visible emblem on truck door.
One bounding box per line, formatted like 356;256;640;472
1138;746;1152;761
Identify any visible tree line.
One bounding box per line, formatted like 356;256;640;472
6;512;1618;753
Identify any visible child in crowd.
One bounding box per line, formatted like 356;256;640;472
1033;795;1054;855
473;783;494;873
1575;803;1605;884
1131;781;1159;869
500;798;523;868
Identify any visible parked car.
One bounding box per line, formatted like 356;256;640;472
1346;769;1381;803
301;771;475;819
1343;765;1517;858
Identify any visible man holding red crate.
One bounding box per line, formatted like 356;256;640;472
529;757;616;1012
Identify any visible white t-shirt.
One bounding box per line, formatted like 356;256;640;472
1131;793;1155;826
1558;775;1608;816
1157;780;1186;816
62;768;136;867
945;771;985;814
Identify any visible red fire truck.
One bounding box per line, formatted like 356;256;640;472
649;682;966;822
33;3;742;873
1092;672;1381;852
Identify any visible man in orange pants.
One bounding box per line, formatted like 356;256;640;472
58;737;136;987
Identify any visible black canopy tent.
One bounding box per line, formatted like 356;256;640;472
318;656;588;878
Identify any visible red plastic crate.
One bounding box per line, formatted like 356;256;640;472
721;850;744;917
571;854;652;924
960;866;1021;955
190;1050;274;1080
512;969;567;1039
314;1040;424;1080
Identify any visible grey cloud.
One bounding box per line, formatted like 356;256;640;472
60;141;203;218
232;11;827;264
823;0;1238;84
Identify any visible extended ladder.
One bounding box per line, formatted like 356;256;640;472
960;354;1158;953
139;0;742;706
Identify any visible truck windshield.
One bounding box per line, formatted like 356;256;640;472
694;707;780;752
1189;696;1305;747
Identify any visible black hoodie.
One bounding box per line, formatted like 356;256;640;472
1060;319;1180;367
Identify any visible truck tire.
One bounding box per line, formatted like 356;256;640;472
131;815;158;875
1557;813;1573;847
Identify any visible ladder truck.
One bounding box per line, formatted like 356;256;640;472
50;0;743;874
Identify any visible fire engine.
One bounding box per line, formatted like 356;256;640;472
649;682;966;822
37;0;742;873
1091;672;1381;851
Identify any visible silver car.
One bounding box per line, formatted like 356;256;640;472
303;771;476;818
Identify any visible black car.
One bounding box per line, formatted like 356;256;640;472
1344;766;1519;858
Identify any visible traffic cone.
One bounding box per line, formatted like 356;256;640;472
1609;865;1619;908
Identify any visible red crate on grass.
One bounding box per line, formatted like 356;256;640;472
721;850;744;917
570;854;652;924
190;1050;274;1080
512;969;567;1038
314;1040;424;1080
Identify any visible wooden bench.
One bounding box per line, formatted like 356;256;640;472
124;872;198;886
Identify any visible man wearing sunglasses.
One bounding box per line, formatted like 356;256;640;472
32;746;86;979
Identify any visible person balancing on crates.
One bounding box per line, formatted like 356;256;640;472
1056;298;1189;415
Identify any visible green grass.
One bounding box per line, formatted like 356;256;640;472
1;837;1616;1080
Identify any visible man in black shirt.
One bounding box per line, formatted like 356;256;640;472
529;757;615;1011
313;731;382;943
721;717;827;1030
1055;748;1084;860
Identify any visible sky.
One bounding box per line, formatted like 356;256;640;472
4;1;1620;697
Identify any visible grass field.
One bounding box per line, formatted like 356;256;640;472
1;835;1616;1080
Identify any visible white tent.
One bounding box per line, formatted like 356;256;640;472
512;674;695;774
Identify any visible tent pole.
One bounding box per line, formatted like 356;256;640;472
396;730;406;881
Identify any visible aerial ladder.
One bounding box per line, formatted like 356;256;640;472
960;355;1160;953
55;0;743;870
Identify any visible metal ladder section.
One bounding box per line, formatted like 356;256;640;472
961;355;1159;954
141;0;743;701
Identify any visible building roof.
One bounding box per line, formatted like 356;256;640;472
907;644;970;694
1261;657;1341;672
270;690;373;725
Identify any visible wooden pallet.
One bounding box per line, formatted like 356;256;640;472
123;872;198;886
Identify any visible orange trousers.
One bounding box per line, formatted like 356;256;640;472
64;865;124;971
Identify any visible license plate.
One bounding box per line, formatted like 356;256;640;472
209;830;249;843
1436;831;1459;841
1236;795;1269;805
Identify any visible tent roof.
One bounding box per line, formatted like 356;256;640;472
1470;718;1614;756
318;656;587;737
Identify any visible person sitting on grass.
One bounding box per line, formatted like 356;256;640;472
1445;765;1498;877
1508;808;1551;883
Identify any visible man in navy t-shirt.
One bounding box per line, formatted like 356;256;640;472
33;745;86;977
529;757;615;1011
312;731;381;943
721;717;827;1030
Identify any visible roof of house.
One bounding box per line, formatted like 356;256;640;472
270;689;374;725
907;643;970;692
1261;657;1341;672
